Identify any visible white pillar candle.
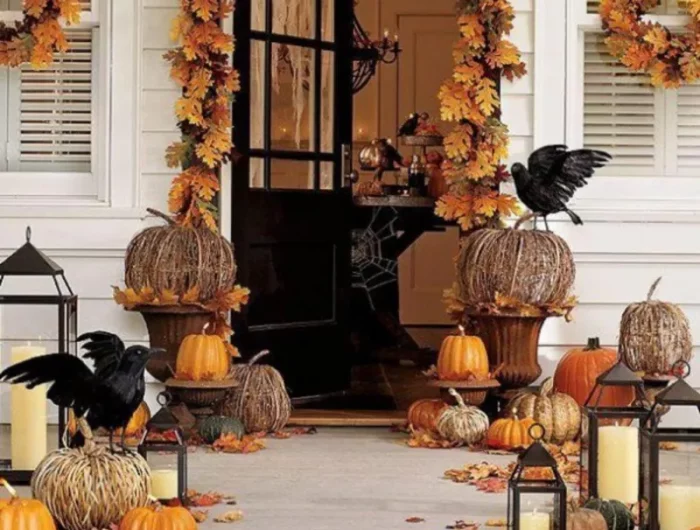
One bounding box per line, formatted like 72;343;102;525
597;425;639;503
10;344;48;470
520;510;550;530
659;485;700;530
150;469;179;500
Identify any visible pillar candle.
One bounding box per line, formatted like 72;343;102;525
150;469;179;500
520;510;550;530
597;425;639;503
659;485;700;530
10;345;48;470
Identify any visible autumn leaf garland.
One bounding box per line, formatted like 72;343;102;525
165;0;240;232
0;0;80;68
435;0;526;231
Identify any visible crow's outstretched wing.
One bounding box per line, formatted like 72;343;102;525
527;145;568;181
79;331;125;380
545;149;611;195
0;354;97;416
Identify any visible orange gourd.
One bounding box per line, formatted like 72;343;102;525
486;411;535;450
119;504;197;530
0;478;56;530
175;324;231;381
407;399;448;434
67;402;151;439
437;326;489;381
553;338;634;407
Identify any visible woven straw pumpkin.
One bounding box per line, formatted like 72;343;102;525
31;419;150;530
436;388;489;445
218;350;291;433
458;228;575;308
619;277;692;374
507;378;580;444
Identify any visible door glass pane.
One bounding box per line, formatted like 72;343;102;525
321;50;334;153
271;159;315;189
252;0;265;30
272;0;315;38
322;0;334;41
321;162;334;190
250;157;265;188
251;40;266;150
271;44;314;151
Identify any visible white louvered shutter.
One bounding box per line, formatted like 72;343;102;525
582;32;662;175
675;83;700;172
587;0;680;13
6;30;94;173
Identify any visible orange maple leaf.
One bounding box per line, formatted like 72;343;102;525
187;67;212;99
59;0;82;25
475;77;499;116
25;0;48;18
175;96;204;126
190;0;218;22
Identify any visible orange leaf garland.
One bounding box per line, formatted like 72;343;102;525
165;0;239;231
435;0;525;230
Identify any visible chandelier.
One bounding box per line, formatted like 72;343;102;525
352;11;401;94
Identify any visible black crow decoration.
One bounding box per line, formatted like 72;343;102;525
511;145;612;230
398;112;420;137
0;331;162;452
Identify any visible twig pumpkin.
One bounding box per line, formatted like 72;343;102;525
175;324;233;381
31;419;150;530
457;228;575;308
437;326;489;381
217;350;291;433
436;388;489;445
554;338;633;408
619;277;692;375
119;503;197;530
407;399;448;434
486;411;535;450
507;378;580;444
0;478;56;530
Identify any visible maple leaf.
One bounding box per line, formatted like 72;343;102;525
59;0;82;25
25;0;48;18
486;40;521;68
476;77;499;116
621;42;654;71
187;67;212;99
458;14;485;48
212;434;265;454
453;60;484;84
113;287;141;309
643;26;669;54
181;285;201;305
485;519;507;527
165;141;192;168
444;127;473;161
175;96;204;126
214;510;244;523
191;0;218;21
405;516;426;523
204;126;233;154
158;289;180;306
189;509;209;523
170;12;193;42
196;142;223;168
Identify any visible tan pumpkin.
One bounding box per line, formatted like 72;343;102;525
554;338;634;408
486;412;535;450
175;324;232;381
0;478;56;530
407;399;448;434
567;501;607;530
67;402;151;439
437;326;489;381
436;388;489;445
619;277;692;374
119;504;197;530
508;378;581;444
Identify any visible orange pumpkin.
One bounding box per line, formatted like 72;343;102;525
119;504;196;530
553;337;634;408
0;478;56;530
407;399;448;434
437;326;489;381
67;402;151;439
175;325;232;381
486;411;535;450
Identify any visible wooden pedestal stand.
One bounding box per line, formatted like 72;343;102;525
428;379;501;407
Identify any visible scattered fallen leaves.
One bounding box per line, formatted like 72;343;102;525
447;521;480;530
476;478;508;494
187;490;225;507
485;519;507;527
406;517;426;523
189;509;209;523
214;510;244;523
660;441;679;451
212;434;266;454
407;431;461;449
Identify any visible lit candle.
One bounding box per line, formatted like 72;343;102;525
383;29;389;39
520;509;550;530
597;425;639;503
10;344;48;470
659;485;700;530
150;469;179;500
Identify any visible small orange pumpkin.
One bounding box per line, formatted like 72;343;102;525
67;402;151;439
0;478;56;530
486;411;535;450
437;326;489;381
175;324;233;381
407;399;448;434
119;504;197;530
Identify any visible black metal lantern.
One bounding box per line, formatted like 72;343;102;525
508;424;568;530
138;393;188;503
582;360;650;507
0;227;78;484
640;361;700;530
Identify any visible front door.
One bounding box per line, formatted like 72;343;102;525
232;0;354;399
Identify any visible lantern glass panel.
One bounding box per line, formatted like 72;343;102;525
146;450;185;502
509;484;566;529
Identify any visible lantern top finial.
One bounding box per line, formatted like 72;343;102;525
596;360;643;386
0;226;65;277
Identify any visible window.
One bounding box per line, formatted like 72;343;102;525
0;0;104;198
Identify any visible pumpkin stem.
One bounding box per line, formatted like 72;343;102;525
539;377;554;397
457;325;465;336
513;211;536;230
585;337;601;350
448;388;467;409
202;322;211;334
647;277;662;301
146;208;176;226
511;407;518;420
0;478;18;499
249;350;270;366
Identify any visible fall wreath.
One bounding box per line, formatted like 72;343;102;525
434;0;526;231
165;0;239;231
0;0;80;68
600;0;700;88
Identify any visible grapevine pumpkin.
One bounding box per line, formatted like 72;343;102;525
436;388;489;445
0;478;56;530
619;277;692;375
119;504;197;530
486;412;535;450
567;500;607;530
407;399;448;434
554;338;633;408
176;324;234;381
198;415;245;444
437;326;489;381
583;499;634;530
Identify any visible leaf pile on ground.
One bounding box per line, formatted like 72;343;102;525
212;433;266;454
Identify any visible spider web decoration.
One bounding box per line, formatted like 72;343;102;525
351;207;400;310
